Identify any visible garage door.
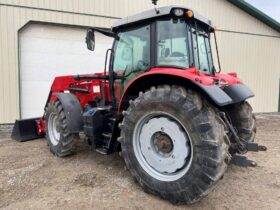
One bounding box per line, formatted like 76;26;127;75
19;24;113;119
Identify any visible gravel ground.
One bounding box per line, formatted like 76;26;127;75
0;114;280;210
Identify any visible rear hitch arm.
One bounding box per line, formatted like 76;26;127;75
230;155;258;167
219;112;267;167
246;142;267;152
218;112;267;153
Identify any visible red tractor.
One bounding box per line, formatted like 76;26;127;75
12;3;266;204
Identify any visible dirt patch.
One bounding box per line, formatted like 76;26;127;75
0;114;280;210
73;172;107;188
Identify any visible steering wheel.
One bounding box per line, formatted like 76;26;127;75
122;61;149;80
136;60;149;71
170;51;184;57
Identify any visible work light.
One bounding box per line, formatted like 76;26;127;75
173;8;184;16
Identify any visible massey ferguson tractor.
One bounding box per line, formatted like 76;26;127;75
11;2;266;204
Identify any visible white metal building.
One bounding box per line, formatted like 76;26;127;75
0;0;280;124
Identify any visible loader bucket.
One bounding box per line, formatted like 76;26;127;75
11;118;42;142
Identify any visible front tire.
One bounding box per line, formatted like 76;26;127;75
119;85;230;204
45;100;77;157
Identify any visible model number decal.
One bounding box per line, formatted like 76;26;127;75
93;86;100;93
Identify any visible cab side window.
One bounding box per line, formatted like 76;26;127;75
113;25;150;84
191;26;213;74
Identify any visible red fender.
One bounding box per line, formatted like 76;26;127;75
118;67;243;112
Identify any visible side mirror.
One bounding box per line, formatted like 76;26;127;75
86;29;95;51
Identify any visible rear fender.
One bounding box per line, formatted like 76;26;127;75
223;84;254;104
118;72;253;112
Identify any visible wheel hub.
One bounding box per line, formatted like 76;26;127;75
133;113;192;181
48;113;60;146
153;132;173;155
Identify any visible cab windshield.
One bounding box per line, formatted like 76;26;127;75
156;19;214;74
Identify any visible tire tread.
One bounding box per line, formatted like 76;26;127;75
119;85;230;204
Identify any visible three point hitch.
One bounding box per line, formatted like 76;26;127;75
219;112;267;167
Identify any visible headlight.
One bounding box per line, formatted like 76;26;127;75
173;8;184;17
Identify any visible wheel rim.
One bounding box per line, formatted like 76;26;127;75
133;112;193;182
48;113;60;146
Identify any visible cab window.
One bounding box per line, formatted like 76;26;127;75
192;27;213;74
113;25;150;84
156;19;190;69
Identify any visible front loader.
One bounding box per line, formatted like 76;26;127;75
11;2;266;204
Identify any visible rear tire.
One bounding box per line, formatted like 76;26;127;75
224;101;256;154
45;100;77;157
119;85;230;204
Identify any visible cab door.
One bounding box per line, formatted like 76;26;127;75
111;25;151;103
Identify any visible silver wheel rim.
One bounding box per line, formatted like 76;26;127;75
133;112;193;182
48;113;60;146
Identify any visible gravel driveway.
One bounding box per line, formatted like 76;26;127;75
0;114;279;210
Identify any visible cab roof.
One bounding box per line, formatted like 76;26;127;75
112;6;214;32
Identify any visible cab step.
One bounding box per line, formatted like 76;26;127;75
95;147;110;155
101;132;112;140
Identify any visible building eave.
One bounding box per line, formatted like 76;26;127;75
228;0;280;33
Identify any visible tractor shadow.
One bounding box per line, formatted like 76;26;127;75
71;137;127;175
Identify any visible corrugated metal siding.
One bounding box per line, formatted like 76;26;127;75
1;0;279;35
0;3;116;123
0;0;279;123
214;32;280;112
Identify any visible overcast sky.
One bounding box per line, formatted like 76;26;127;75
245;0;280;22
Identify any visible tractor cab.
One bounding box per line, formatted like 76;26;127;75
112;6;215;74
86;6;219;101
